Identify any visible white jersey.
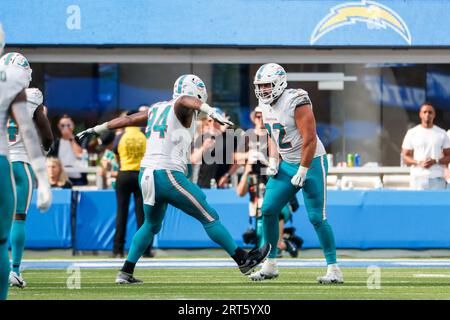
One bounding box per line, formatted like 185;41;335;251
140;98;197;174
259;88;326;163
0;65;30;157
7;88;43;163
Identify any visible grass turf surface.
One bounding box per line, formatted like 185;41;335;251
7;267;450;300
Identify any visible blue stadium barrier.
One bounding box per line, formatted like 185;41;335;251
154;189;450;249
23;188;450;250
74;190;137;251
25;189;72;248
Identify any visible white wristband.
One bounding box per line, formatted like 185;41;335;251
268;157;278;168
199;103;214;116
94;122;110;135
297;166;309;176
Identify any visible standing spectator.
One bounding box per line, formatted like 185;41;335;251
46;157;73;189
48;115;87;185
112;111;150;258
191;109;238;188
402;103;450;189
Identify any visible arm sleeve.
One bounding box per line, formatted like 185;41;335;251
11;95;49;186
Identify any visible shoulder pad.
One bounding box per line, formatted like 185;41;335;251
26;88;43;106
5;65;29;92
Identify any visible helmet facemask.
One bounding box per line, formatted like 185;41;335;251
253;63;287;105
255;82;276;104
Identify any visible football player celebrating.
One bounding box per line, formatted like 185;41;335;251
250;63;343;284
3;52;54;288
0;26;52;299
77;74;270;284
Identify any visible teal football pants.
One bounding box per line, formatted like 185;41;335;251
10;161;35;276
127;169;238;263
0;156;16;300
255;204;292;247
261;155;337;264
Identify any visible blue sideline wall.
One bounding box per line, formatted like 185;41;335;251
24;189;450;250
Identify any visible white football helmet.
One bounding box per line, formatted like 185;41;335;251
173;74;208;103
254;63;287;104
0;52;32;84
0;24;4;56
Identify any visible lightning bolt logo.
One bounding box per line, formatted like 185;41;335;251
310;0;412;45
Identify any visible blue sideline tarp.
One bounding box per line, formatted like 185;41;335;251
24;188;450;250
25;189;72;248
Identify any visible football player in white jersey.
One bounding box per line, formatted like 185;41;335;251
250;63;343;283
0;25;52;299
3;54;54;288
77;75;271;284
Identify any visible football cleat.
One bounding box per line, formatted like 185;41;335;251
115;271;143;285
284;239;299;258
249;259;279;281
9;271;27;289
317;264;344;284
238;243;271;275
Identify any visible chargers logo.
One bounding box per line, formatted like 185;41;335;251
310;0;411;45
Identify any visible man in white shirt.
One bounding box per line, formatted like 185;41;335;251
402;103;450;189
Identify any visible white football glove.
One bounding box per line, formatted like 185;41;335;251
291;166;308;188
265;157;279;177
76;122;109;142
200;103;234;126
37;181;52;213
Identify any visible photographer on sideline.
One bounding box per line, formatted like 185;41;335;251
236;107;303;257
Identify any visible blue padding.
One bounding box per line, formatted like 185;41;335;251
157;190;450;249
30;189;450;250
75;190;137;250
157;190;249;248
25;189;72;248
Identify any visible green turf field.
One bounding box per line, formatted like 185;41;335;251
7;267;450;300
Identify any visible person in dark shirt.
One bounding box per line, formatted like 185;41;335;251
191;112;238;188
47;157;73;189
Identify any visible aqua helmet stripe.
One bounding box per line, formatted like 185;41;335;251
3;52;14;65
177;75;188;94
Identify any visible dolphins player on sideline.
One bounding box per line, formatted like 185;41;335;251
0;25;52;299
77;74;270;284
250;63;343;284
3;52;54;288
